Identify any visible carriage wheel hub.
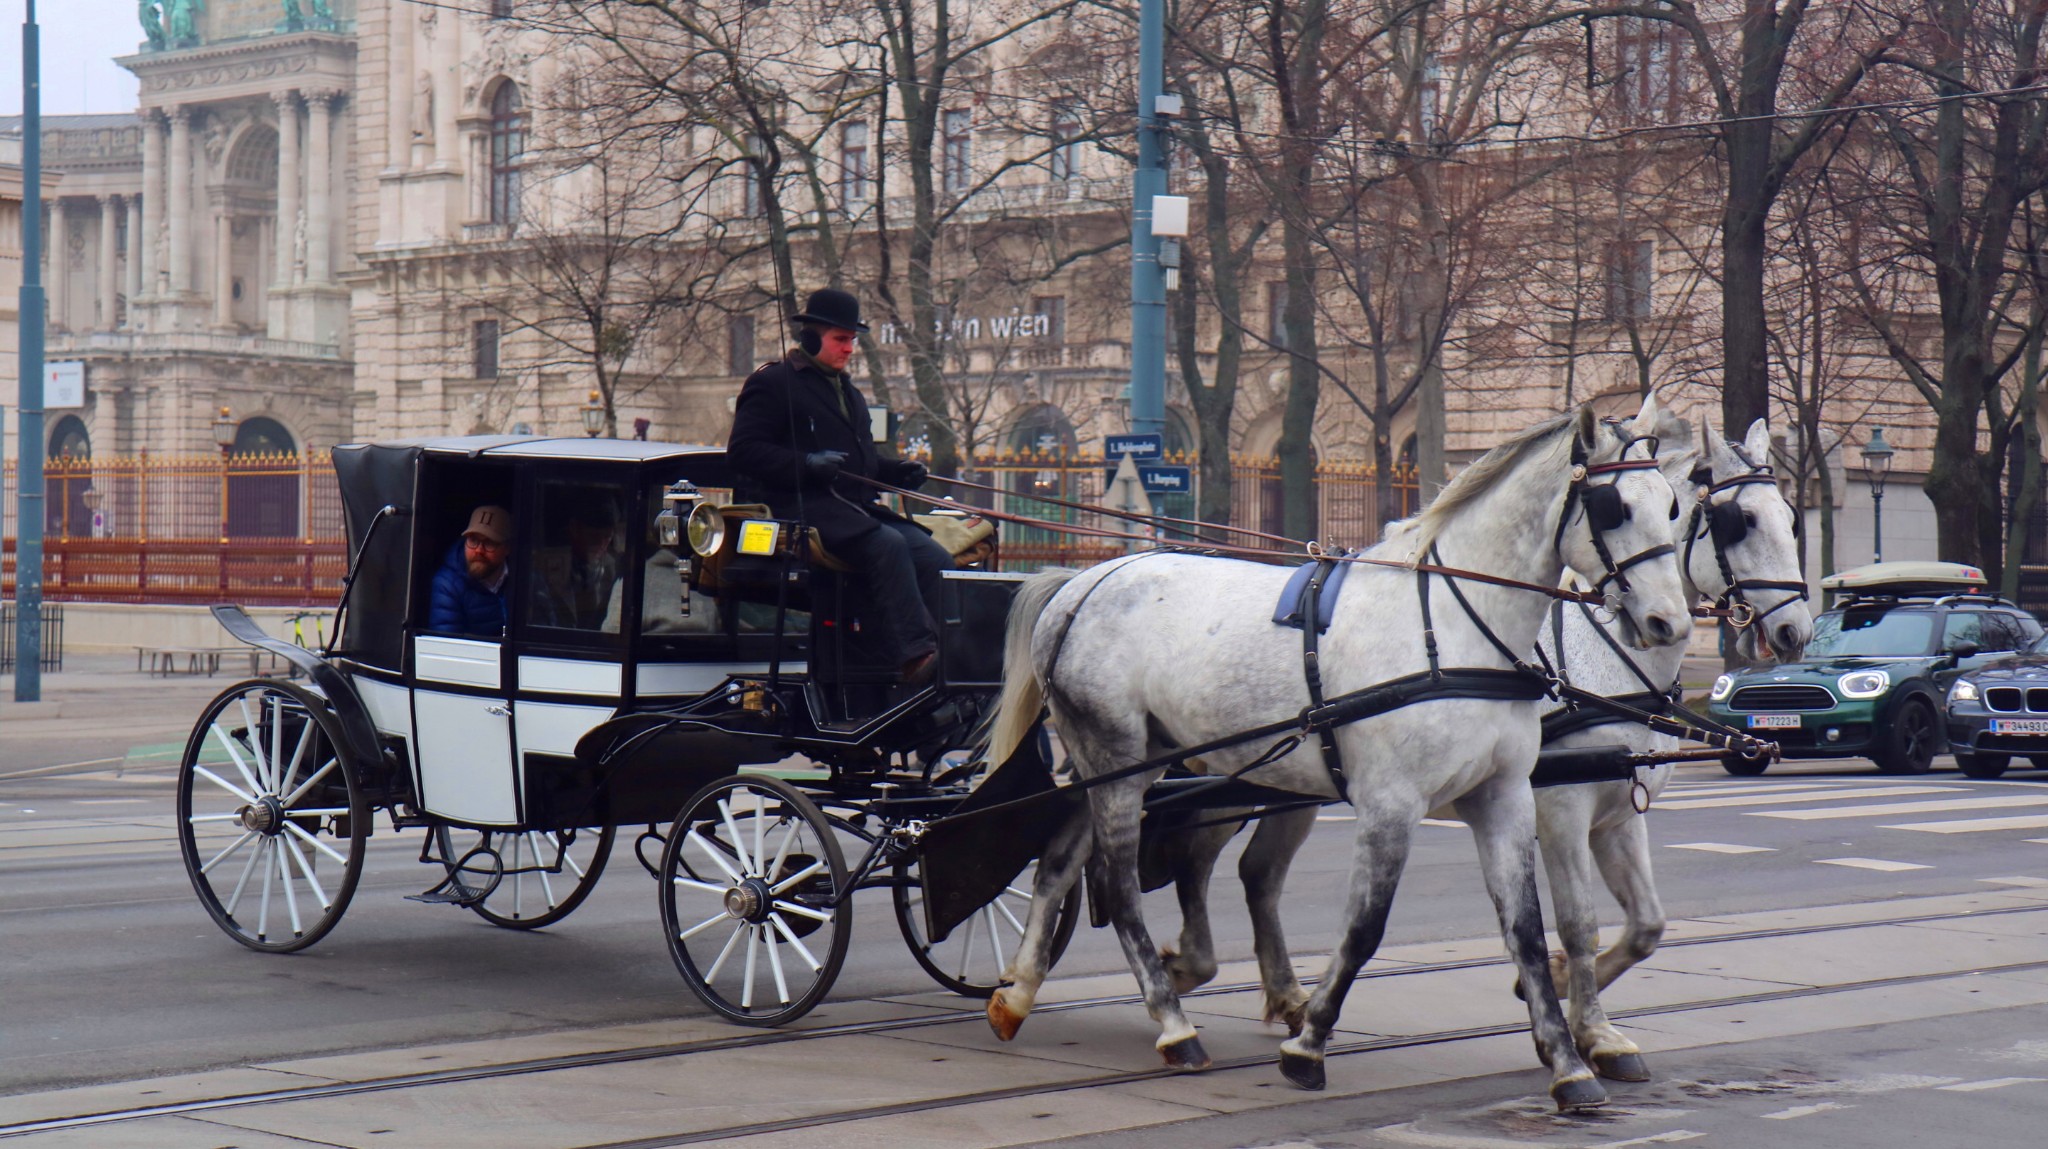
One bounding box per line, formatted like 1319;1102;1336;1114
238;795;285;835
723;877;773;922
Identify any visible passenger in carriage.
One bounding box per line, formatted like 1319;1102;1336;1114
428;505;514;637
726;287;951;684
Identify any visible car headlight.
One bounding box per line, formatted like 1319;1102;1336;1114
1710;674;1735;701
1838;670;1891;699
1950;679;1980;703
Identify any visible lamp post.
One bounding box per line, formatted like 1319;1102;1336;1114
80;486;102;540
581;390;605;437
1861;426;1895;564
213;406;236;544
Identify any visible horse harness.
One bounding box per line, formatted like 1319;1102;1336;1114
1685;447;1809;632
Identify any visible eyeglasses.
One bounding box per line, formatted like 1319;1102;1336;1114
464;536;509;553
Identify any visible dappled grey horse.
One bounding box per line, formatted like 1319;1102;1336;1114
983;400;1692;1110
1528;414;1812;1079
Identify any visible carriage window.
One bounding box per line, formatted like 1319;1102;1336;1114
624;479;722;638
524;482;627;633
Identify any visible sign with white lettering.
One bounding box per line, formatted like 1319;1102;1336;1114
1105;433;1163;460
46;362;85;409
1138;465;1192;494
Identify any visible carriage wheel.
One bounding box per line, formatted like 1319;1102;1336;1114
435;824;617;929
177;680;367;954
893;858;1082;998
658;775;850;1026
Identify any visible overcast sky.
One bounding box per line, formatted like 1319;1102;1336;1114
0;0;145;117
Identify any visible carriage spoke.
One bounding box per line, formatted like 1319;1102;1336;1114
702;921;747;981
280;759;339;808
282;833;333;910
741;925;760;1009
677;908;733;942
188;812;247;823
768;859;823;895
276;833;305;938
764;820;799;889
222;835;264;917
751;790;769;877
255;838;276;941
986;905;1010;980
670;875;729;896
525;834;563;909
200;830;256;874
196;758;257;806
769;913;823;971
954;905;979;980
685;829;744;882
717;800;749;874
268;697;285;795
237;698;272;792
993;897;1027;936
764;926;791;1005
767;898;831;923
276;720;312;803
284;819;349;866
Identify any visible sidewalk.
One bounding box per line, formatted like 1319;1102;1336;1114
0;653;250;775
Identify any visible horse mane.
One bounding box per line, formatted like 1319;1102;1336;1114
1379;412;1577;559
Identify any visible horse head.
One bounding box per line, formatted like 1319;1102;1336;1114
1558;396;1692;651
1671;418;1813;663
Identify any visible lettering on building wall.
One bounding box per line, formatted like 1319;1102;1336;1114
875;311;1056;345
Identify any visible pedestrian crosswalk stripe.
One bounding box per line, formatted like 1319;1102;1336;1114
1657;785;1966;811
2027;838;2048;846
1752;795;2048;820
1762;1102;1852;1120
1665;781;1865;796
1817;857;1931;872
1884;813;2048;834
1666;842;1776;854
1939;1078;2045;1092
1979;876;2048;888
1420;818;1466;828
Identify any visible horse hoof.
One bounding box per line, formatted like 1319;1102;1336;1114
1594;1051;1651;1082
1551;1075;1608;1112
985;995;1024;1042
1160;1035;1211;1072
1279;1049;1326;1090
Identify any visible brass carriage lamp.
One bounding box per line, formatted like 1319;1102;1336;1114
656;480;701;550
581;390;606;437
1860;427;1895;564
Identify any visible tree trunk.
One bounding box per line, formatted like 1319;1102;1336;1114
1278;225;1318;539
1721;180;1771;434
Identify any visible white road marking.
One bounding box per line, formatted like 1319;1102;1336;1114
1656;786;1965;810
1664;782;1859;797
1979;876;2048;888
1884;813;2048;834
1420;818;1467;828
2028;838;2048;845
68;799;150;806
1761;1102;1851;1120
1817;857;1931;872
1666;842;1777;854
1753;795;2048;820
1938;1077;2045;1092
1315;815;1354;822
1607;1133;1707;1146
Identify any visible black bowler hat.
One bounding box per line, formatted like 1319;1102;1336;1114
790;287;870;333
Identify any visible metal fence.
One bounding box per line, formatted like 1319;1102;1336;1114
0;452;1418;601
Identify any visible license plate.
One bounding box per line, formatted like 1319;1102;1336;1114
1748;714;1802;729
1991;718;2048;735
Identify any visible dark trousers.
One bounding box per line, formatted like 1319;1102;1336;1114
832;518;951;664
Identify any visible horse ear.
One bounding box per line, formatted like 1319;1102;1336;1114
1575;405;1601;453
1744;418;1772;463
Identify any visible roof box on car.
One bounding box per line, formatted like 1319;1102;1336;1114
1821;560;1987;599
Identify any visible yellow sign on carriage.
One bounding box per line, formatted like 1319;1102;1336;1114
736;519;783;556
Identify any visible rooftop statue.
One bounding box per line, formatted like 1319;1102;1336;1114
138;1;167;50
166;0;199;46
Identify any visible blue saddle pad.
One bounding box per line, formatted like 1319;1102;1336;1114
1273;560;1349;633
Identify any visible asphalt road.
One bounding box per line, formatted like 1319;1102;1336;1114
5;752;2047;1099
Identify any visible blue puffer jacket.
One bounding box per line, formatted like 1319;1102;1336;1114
427;540;509;637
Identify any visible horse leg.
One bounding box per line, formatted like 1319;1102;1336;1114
1090;778;1211;1070
987;805;1092;1042
1162;819;1236;995
1277;806;1412;1091
1553;811;1664;1082
1241;806;1315;1034
1535;787;1646;1081
1458;780;1607;1112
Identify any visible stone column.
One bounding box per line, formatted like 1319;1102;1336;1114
99;195;121;331
306;91;336;282
124;195;142;318
140;111;163;295
213;212;234;326
388;3;414;170
167;106;193;294
49;198;70;329
274;90;301;287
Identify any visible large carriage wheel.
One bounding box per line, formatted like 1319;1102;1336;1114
177;680;367;953
893;858;1082;998
434;824;617;929
658;774;850;1026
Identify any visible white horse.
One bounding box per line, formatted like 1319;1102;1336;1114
1529;415;1813;1080
984;401;1693;1111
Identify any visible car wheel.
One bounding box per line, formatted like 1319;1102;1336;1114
1876;699;1938;774
1955;752;2011;780
1721;750;1772;777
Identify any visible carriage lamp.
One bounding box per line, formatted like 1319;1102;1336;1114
657;481;702;549
581;390;606;437
686;499;728;558
1860;427;1895;563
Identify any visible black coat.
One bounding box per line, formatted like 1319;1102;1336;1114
726;350;920;547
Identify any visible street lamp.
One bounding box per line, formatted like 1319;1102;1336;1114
1861;426;1895;563
213;406;236;544
80;485;101;540
581;390;606;437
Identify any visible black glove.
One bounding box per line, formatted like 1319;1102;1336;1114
889;461;929;490
804;450;848;482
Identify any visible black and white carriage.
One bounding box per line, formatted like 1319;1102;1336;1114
179;434;1077;1026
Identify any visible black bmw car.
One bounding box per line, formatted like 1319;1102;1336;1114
1945;633;2048;778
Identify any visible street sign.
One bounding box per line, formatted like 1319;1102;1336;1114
1104;432;1163;460
1138;465;1192;494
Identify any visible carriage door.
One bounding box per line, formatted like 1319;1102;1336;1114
412;635;521;826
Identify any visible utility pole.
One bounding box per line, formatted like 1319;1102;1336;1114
15;0;46;702
1127;0;1166;439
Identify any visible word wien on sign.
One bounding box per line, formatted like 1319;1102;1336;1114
874;310;1058;345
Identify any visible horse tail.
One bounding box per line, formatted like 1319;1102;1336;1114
985;568;1081;767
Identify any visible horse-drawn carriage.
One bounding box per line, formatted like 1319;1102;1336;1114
179;433;1073;1026
179;400;1808;1112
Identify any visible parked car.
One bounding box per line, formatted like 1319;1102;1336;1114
1943;631;2048;778
1706;562;2041;775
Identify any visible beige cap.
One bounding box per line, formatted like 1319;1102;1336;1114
464;505;514;543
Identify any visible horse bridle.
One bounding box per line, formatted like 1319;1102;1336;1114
1552;432;1676;603
1683;448;1809;631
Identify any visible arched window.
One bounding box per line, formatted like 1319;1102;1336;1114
488;82;526;226
227;417;301;539
47;416;92;539
49;415;90;459
1002;405;1078;564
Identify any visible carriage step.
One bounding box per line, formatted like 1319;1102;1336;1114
406;877;497;907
